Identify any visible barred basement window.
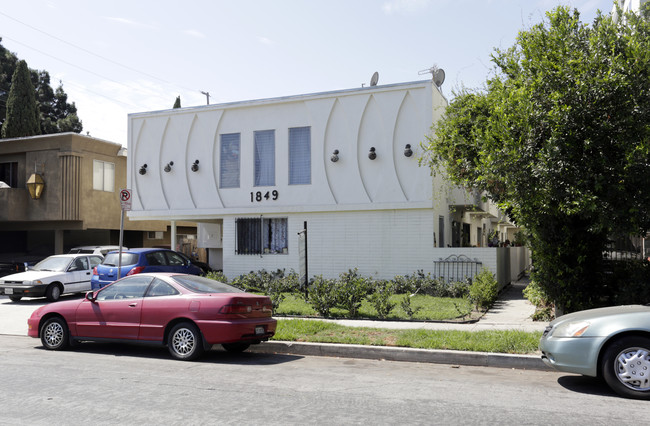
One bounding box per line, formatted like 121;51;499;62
236;218;288;255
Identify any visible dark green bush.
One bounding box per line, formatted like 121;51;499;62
334;268;371;317
306;275;338;317
468;268;499;311
368;280;396;319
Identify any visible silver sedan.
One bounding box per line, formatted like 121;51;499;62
539;304;650;400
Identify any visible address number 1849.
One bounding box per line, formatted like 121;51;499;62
250;190;279;202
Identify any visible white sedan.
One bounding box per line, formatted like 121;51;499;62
0;254;103;302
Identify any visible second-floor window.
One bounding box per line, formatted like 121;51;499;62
93;160;114;192
289;126;311;185
220;133;240;188
254;130;275;186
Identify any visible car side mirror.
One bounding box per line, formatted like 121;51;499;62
85;291;97;302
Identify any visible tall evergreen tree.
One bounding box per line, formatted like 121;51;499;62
173;96;181;109
1;60;40;138
0;38;82;136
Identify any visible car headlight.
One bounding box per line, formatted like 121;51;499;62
26;280;43;286
551;320;591;337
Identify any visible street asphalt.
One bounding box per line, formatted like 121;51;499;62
0;277;552;371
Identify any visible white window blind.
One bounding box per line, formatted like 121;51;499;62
254;130;275;186
220;133;240;188
289;126;311;185
93;160;114;192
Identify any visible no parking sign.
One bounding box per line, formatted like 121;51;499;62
120;188;132;211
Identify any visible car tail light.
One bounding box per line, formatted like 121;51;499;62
126;266;145;276
219;303;253;314
262;304;273;313
93;267;98;275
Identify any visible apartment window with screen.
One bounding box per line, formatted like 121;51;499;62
235;217;288;255
0;162;18;188
289;126;311;185
254;130;275;186
220;133;240;188
93;160;115;192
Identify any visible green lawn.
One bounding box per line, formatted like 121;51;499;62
272;319;542;354
274;293;474;321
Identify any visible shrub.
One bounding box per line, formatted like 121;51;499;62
368;280;396;319
306;275;338;317
468;268;499;311
335;268;371;317
206;271;228;283
522;279;555;321
400;294;421;319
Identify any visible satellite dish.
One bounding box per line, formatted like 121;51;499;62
418;65;446;88
370;72;379;87
433;68;445;87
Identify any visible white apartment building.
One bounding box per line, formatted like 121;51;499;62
127;79;521;282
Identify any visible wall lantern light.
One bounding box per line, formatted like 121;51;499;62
26;173;45;199
404;144;413;157
368;147;377;160
139;164;148;175
164;161;174;173
191;159;200;172
330;149;339;163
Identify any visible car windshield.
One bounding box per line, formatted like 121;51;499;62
172;275;244;294
102;253;139;267
33;256;72;272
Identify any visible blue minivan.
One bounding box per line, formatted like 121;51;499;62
91;248;203;290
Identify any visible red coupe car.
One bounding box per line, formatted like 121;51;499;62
27;273;277;360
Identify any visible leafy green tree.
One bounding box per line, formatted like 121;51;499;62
1;60;40;138
422;6;650;312
173;96;181;109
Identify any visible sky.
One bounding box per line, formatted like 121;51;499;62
0;0;616;146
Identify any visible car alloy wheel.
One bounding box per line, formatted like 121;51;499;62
602;336;650;400
168;322;204;361
40;317;70;351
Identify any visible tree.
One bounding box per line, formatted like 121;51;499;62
173;96;181;109
0;38;82;136
422;6;650;312
1;60;41;138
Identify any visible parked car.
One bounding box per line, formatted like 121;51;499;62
28;273;276;360
539;304;650;400
91;248;203;290
68;245;128;257
0;254;103;302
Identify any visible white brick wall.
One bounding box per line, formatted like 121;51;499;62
222;209;437;280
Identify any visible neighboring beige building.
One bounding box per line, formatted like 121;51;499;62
0;133;196;258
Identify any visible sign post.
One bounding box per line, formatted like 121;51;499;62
118;189;132;279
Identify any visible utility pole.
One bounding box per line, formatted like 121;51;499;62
200;91;210;105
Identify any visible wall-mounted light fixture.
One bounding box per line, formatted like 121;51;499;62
26;173;45;199
164;161;174;173
139;164;148;175
404;144;413;157
330;149;339;162
368;147;377;160
191;159;200;172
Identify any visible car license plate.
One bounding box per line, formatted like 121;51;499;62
5;288;13;295
255;326;265;335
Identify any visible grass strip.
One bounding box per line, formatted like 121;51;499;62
272;319;542;354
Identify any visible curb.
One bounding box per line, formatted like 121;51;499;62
250;341;552;371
